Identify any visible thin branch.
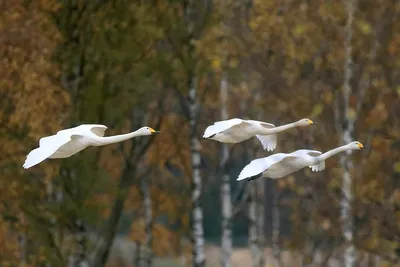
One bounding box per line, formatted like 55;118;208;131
191;0;214;43
133;101;165;164
232;182;249;217
355;11;383;117
172;86;191;120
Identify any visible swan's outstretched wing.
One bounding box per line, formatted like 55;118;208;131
89;125;107;137
291;149;325;172
56;124;107;137
237;153;292;181
289;149;321;157
245;120;275;128
24;124;108;169
23;132;80;169
76;124;107;137
305;150;325;172
245;120;277;151
309;161;325;172
203;118;246;138
255;134;277;151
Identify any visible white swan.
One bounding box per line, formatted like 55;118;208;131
202;118;315;151
237;141;365;181
23;124;160;169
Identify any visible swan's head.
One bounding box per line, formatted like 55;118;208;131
348;141;365;150
297;118;315;127
137;127;160;136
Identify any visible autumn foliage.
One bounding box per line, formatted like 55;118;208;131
0;0;399;267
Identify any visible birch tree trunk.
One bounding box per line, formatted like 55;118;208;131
188;76;205;267
92;105;161;267
248;90;265;267
18;214;26;267
44;179;57;267
220;71;232;267
255;91;265;267
141;172;153;267
68;220;89;267
136;112;153;267
271;186;280;267
134;242;141;267
248;183;259;267
237;83;256;260
340;1;356;266
179;1;211;265
62;61;89;267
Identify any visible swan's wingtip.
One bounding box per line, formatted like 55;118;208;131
237;174;248;181
22;160;32;169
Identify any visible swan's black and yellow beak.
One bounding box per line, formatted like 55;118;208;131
150;128;161;134
357;143;365;149
307;119;317;125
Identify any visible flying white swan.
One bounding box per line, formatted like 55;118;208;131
237;141;365;181
23;124;160;169
202;118;315;151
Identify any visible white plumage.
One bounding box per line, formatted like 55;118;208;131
23;124;160;169
202;118;314;151
237;141;364;181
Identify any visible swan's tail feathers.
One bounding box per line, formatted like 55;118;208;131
256;134;277;151
309;161;325;172
23;147;50;169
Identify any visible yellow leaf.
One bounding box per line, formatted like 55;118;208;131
394;162;400;173
228;58;239;68
292;24;307;37
323;91;333;105
357;20;371;35
277;179;286;189
249;20;258;30
311;104;324;117
347;108;357;120
297;187;306;195
287;175;295;187
396;211;400;223
211;58;221;71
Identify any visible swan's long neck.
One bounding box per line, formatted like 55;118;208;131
96;131;142;146
317;144;351;162
261;122;298;134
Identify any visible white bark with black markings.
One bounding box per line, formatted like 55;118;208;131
272;185;280;267
220;71;232;267
189;76;205;267
248;90;265;267
340;1;356;266
141;169;153;267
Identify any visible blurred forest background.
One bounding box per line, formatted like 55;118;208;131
0;0;399;267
